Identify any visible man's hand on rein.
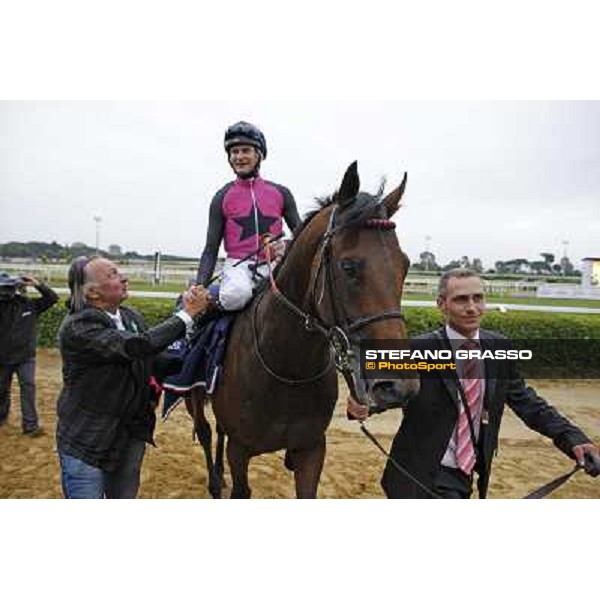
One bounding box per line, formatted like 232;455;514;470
346;394;369;421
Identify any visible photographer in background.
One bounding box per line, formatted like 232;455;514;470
0;273;58;435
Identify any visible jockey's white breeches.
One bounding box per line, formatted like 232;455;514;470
219;258;270;311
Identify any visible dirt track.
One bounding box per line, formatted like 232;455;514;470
0;349;598;499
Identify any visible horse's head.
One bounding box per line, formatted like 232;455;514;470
297;161;420;413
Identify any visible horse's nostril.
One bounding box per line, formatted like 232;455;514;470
371;380;415;411
375;381;393;392
372;381;396;402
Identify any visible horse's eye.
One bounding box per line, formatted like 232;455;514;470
339;259;360;279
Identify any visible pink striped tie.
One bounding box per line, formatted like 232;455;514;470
456;340;481;475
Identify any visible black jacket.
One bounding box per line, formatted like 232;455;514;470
56;305;186;471
0;282;58;364
381;327;591;499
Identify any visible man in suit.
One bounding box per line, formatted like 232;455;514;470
361;268;599;499
56;256;209;499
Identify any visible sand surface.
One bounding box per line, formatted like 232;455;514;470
0;349;598;499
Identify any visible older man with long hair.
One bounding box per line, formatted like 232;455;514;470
56;256;208;499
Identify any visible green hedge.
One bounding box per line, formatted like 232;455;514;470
38;300;600;376
406;308;600;377
39;300;600;346
406;307;600;339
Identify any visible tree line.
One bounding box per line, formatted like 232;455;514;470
0;241;195;263
413;251;578;276
0;241;579;277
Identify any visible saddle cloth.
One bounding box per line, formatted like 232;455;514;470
161;314;235;421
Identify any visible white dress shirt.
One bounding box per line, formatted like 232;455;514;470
105;308;126;331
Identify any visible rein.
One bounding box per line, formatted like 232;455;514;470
251;291;335;385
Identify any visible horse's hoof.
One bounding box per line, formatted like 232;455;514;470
209;478;224;499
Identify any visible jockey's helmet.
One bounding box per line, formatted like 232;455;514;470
224;121;267;159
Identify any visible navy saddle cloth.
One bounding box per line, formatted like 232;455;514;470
161;314;235;421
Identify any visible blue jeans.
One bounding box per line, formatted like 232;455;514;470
59;438;146;499
0;358;38;432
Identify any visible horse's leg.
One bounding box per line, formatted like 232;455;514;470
226;437;252;499
186;390;222;499
215;423;226;488
289;436;326;499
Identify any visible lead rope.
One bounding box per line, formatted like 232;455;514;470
522;466;582;499
360;422;599;499
359;422;442;499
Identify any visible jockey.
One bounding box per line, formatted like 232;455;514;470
196;121;301;311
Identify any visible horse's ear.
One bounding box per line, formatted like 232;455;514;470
336;161;360;207
383;172;407;217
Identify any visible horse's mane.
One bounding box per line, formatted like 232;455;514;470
306;177;387;227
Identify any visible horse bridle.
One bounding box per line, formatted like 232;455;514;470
252;203;405;391
313;207;404;328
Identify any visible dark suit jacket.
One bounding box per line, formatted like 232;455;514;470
56;305;185;471
381;327;591;498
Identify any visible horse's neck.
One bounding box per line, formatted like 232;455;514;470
273;215;328;308
255;218;329;353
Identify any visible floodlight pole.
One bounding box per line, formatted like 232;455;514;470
94;215;102;254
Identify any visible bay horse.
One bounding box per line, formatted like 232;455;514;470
187;161;419;498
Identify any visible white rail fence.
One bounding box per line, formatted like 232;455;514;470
3;261;599;305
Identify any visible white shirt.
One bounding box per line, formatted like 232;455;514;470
441;325;486;470
174;309;194;335
105;308;126;331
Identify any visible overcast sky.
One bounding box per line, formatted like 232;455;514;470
1;101;599;269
